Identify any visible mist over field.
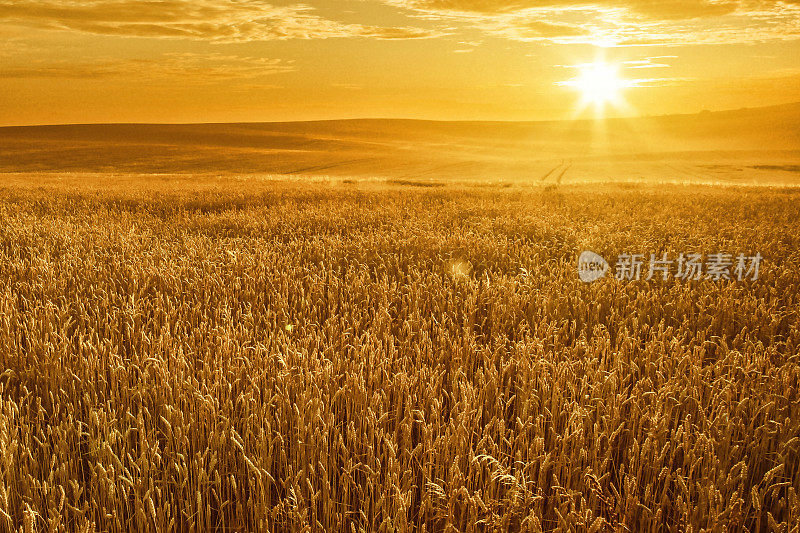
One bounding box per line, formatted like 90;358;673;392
2;102;798;186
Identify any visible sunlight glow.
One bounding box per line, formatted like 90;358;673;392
575;63;626;105
557;61;635;117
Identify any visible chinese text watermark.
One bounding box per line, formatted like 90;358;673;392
578;251;762;283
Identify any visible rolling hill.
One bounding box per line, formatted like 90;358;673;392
1;102;798;185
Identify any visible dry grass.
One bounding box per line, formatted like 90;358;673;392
0;177;798;532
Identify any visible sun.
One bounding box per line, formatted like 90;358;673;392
575;63;626;105
558;61;632;116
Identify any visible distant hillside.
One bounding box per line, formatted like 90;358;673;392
0;103;798;177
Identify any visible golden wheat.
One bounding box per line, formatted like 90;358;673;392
0;177;798;532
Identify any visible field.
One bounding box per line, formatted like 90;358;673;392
0;173;797;532
0;106;799;532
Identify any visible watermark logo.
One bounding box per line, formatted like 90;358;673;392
578;251;762;282
577;250;610;282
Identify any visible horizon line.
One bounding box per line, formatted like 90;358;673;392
2;101;798;129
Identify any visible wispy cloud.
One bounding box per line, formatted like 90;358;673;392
384;0;800;45
0;0;444;41
2;0;796;46
621;57;678;69
0;53;295;82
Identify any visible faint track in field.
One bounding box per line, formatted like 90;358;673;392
555;161;572;185
538;159;565;182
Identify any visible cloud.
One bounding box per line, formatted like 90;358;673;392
482;18;591;40
387;0;740;18
0;0;443;41
0;53;296;82
385;0;800;45
620;56;677;68
1;0;797;48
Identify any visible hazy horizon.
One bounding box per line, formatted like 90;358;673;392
2;100;797;183
3;100;799;128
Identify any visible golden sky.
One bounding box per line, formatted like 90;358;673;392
1;0;799;124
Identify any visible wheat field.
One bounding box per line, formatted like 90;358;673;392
0;174;798;532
